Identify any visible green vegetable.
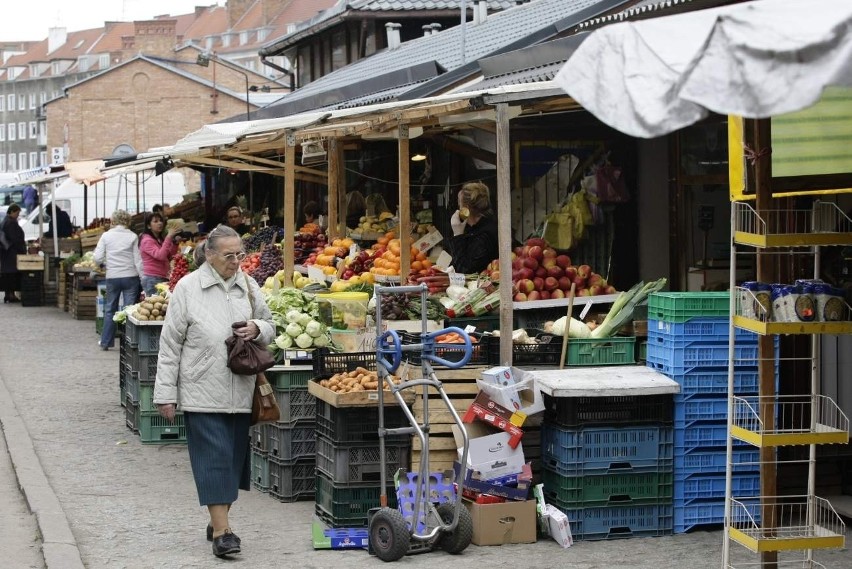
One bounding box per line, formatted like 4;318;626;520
285;321;303;338
295;332;314;349
590;278;667;338
275;334;293;349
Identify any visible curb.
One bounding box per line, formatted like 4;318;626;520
0;375;86;569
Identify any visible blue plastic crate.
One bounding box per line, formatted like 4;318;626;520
675;422;739;450
673;473;761;505
647;318;758;344
674;499;760;533
667;370;760;398
557;503;673;540
646;342;761;375
674;397;729;426
674;448;761;476
542;425;674;475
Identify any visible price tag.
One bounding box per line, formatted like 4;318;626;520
307;265;325;282
579;302;592;320
435;251;453;271
349;243;358;258
449;272;466;287
464;325;476;334
412;229;443;254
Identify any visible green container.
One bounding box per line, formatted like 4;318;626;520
138;411;186;444
542;469;673;508
647;292;730;323
267;366;314;390
638;339;648;362
251;450;270;492
314;471;397;528
566;336;635;366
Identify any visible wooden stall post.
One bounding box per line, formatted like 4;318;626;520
327;138;343;240
398;125;411;279
496;103;513;364
283;132;296;287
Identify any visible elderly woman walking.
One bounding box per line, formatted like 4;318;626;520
153;225;274;558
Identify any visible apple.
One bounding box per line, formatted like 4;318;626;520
588;272;604;287
565;266;577;280
535;267;548;279
539;290;551;300
577;264;592;279
518;267;534;280
543;247;557;259
514;246;524;257
546;266;564;279
544;276;559;291
533;277;545;291
512;258;523;271
490;270;500;282
604;285;617;295
558;276;573;291
526;237;547;248
527;290;541;301
551;289;565;299
527;245;544;262
589;284;603;296
577;288;590;297
541;257;557;269
556;254;572;269
517;279;535;294
513;292;528;302
522;257;539;271
512;270;521;281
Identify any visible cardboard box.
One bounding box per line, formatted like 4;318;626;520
464;499;537;546
476;369;545;416
480;366;515;387
412;228;443;254
455;461;532;502
544;504;573;548
453;422;525;481
463;391;525;448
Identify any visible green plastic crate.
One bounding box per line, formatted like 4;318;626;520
314;471;397;528
638;340;648;362
267;365;314;390
566;337;635;366
138;411;186;444
542;469;673;508
648;292;730;323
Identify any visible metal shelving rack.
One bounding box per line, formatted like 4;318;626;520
723;201;851;568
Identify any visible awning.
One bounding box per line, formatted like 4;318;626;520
553;0;852;138
64;160;106;185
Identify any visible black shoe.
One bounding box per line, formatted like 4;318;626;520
212;530;241;557
7;297;19;303
207;525;240;543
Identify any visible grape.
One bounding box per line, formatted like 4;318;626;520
242;226;280;253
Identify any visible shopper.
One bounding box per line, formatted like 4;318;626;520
46;205;73;238
302;200;320;226
22;185;37;213
139;212;180;297
0;203;27;303
345;191;366;229
93;209;143;350
153;224;274;559
225;206;250;235
445;181;499;274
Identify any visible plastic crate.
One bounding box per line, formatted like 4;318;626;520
123;320;162;355
648;317;758;344
119;374;126;407
646;343;762;376
313;350;376;376
250;424;267;452
315;435;411;485
314;471;397;528
274;387;316;423
268;456;316;502
673;499;761;533
674;448;761;475
133;382;158;413
673;472;761;505
265;422;316;461
648;292;730;323
668;370;759;398
485;333;564;366
542;425;674;475
566;336;635;366
399;331;491;367
673;397;729;426
543;393;673;428
556;503;673;541
542;469;673;508
637;340;647;362
125;348;159;382
443;315;500;333
267;366;313;390
251;450;270;492
125;395;139;432
138;411;186;444
315;399;410;444
674;421;757;451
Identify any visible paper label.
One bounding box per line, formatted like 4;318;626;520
349;244;358;258
307;266;325;282
412;228;443;254
449;272;466;287
435;251;453;270
464;325;476;334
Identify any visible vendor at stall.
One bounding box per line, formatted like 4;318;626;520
446;181;499;274
225;206;250;235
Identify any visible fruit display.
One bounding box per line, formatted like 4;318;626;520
72;251;99;270
168;253;195;291
131;295;169;321
266;288;332;355
371;293;445;321
240;252;261;274
295;231;327;264
407;266;450;294
318;368;402;393
351;211;395;235
511;237;616;301
305;237;353;276
241;226;283;253
480;259;501;283
250;244;284;286
369;232;431;280
341;249;374;280
298;222;321;235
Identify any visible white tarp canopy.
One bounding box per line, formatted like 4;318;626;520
554;0;852;139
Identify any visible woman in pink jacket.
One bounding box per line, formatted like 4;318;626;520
139;212;181;297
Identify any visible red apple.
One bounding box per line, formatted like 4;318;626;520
589;284;603;296
604;285;617;295
513;292;528;302
544;276;559;291
546;266;564;279
512;258;522;270
565;266;577;280
518;267;534;280
543;247;557;259
588;272;604;287
541;257;557;269
517;279;535;294
514;246;524;257
490;270;500;282
551;289;565;299
533;277;545;291
539;290;551;300
572;274;587;288
535;267;548;279
577;264;592;279
577;288;590;297
522;257;539;271
527;290;541;301
526;237;547;248
558;276;573;291
512;270;521;281
556;254;572;269
527;245;544;262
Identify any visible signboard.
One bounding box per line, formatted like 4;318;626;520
51;147;64;165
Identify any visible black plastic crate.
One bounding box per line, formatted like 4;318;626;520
265;421;316;461
313;349;376;376
487;332;564;366
315;434;411;485
268;456;316;502
315;399;410;444
544;393;673;428
274;387;316;423
398;331;491;367
314;471;397;528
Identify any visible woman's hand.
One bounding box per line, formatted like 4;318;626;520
157;403;176;423
233;320;260;341
450;210;466;236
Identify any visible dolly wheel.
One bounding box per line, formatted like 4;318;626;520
436;503;473;554
369;508;410;562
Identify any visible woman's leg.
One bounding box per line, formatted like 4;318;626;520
208;504;230;538
99;279;121;348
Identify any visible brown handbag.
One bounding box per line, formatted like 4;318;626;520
251;371;280;425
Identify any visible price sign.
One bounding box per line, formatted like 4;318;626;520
307;266;325;282
449;272;466;287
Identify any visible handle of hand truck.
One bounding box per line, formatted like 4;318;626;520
377;329;403;373
422;327;473;369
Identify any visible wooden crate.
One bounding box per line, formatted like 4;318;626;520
17;255;44;271
79;229;104;249
40;237;81;255
71;289;98;320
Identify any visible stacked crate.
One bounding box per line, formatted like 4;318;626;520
20;270;44;306
541;394;675;540
251;365;317;502
312;352;409;528
123;319;186;444
645;292;762;533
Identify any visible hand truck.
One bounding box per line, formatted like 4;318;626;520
368;283;475;562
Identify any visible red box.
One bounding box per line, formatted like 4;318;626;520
463;391;525;448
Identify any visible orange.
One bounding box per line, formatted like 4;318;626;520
421;259;433;269
411;261;423;272
415;251;427;262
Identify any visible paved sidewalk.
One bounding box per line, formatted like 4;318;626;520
1;303;850;568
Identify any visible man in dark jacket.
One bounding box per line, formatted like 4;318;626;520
46;205;73;238
0;203;27;302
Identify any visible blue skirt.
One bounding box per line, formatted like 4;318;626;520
184;412;251;506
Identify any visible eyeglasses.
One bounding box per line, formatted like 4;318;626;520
216;251;247;262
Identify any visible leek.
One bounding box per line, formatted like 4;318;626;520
590;278;667;338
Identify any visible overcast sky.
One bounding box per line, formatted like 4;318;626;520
0;1;222;42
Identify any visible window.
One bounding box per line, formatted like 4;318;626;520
29;152;38;167
28;121;37;138
39;122;45;140
0;155;5;172
40;151;46;166
7;94;14;110
0;124;4;141
29;93;36;109
79;57;90;72
0;97;4;112
9;154;16;170
240;31;249;45
18;122;26;138
258;29;268;42
99;54;109;69
40;92;47;105
19;153;26;169
18;96;25;111
8;123;15;141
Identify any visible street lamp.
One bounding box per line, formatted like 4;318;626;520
196;51;251;119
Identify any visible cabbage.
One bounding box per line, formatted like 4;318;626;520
312;334;329;348
275;334;293;349
285;321;303;338
296;312;312;327
295;332;314;349
305;320;324;338
285;309;303;324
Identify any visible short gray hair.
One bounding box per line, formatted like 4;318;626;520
111;209;132;227
206;224;240;254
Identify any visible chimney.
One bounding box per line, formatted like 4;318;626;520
422;24;432;37
132;20;178;57
430;23;442;35
47;27;67;55
476;1;488;24
385;22;402;50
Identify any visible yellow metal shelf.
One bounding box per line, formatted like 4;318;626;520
725;559;826;569
731;395;850;448
733;202;852;249
729;497;846;554
733;315;852;336
734;231;852;248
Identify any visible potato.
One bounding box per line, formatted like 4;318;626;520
156;316;164;321
151;309;160;317
137;314;149;321
137;307;151;316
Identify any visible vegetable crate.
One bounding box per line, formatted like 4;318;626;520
315;399;410;444
668;370;760;398
542;468;673;509
124;395;186;444
674;499;760;533
399;331;491;367
557;503;673;541
674;448;761;476
251;449;270;492
647;317;757;344
20;271;44;307
124;350;158;382
645;342;764;376
314;471;398;528
647;292;730;323
313;350;376;376
486;333;563;366
273;387;316;424
673;472;760;507
674;423;754;452
266;365;313;390
543;393;673;428
566;337;635;366
264;422;316;461
315;434;411;486
124;319;162;355
268;456;316;503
